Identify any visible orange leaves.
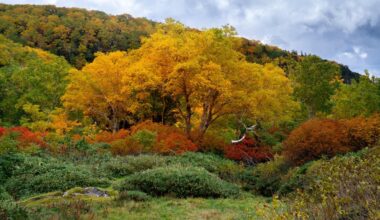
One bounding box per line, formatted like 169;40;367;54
2;126;47;149
131;121;198;155
92;129;129;144
283;119;350;165
283;115;380;165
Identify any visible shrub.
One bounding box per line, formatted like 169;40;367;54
131;121;197;155
283;146;380;220
0;127;5;136
122;165;240;198
4;156;109;198
0;135;19;155
117;190;151;202
100;155;166;178
0;187;27;220
130;129;157;151
244;155;290;196
9;127;46;149
342;114;380;150
109;138;143;156
283;119;351;165
92;129;129;143
167;152;244;182
224;137;273;164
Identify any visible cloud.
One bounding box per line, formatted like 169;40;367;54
1;0;380;76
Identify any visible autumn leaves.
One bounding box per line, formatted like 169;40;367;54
63;20;297;142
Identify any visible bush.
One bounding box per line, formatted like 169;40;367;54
122;165;240;198
117;190;151;202
100;155;167;178
284;116;380;165
4;155;109;198
92;129;129;143
131;121;197;155
0;187;27;220
109;138;143;156
283;119;351;165
167;152;244;182
224;137;273;164
245;156;290;196
283;146;380;220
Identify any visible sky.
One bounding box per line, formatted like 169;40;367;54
2;0;380;76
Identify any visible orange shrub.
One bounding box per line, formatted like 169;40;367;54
131;121;198;155
283;119;351;165
92;129;129;143
342;114;380;150
110;138;143;156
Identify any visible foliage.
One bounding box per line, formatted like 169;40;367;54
283;119;351;165
122;165;240;198
0;186;28;220
4;155;109;198
332;73;380;119
131;121;197;154
0;4;155;68
244;155;290;196
62;52;141;132
342;114;380;150
167;152;244;182
0;35;70;125
290;55;340;117
92;129;129;144
224;137;273;164
283;146;380;220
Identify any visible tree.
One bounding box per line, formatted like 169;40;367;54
290;55;340;117
332;72;380;118
122;20;298;142
62;51;143;132
0;35;70;125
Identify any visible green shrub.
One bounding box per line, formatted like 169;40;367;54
117;190;151;202
167;152;244;182
122;165;240;198
0;135;18;155
0;186;27;220
101;155;166;178
130;129;157;151
4;156;109;198
283;146;380;220
0;153;25;184
246;156;290;196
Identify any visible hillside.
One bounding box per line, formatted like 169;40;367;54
0;4;360;82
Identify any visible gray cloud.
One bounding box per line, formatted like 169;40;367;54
1;0;380;76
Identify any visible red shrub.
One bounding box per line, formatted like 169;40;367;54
110;138;143;156
283;119;351;165
92;129;129;143
224;137;273;163
9;126;46;148
131;121;198;155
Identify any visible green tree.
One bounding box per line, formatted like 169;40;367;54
332;72;380;118
0;35;70;125
290;55;340;117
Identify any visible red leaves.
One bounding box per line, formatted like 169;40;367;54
224;137;273;163
0;127;5;136
1;126;46;148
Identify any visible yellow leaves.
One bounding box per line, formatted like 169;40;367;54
49;108;80;135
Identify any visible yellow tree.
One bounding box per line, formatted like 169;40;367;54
62;51;142;132
122;20;298;141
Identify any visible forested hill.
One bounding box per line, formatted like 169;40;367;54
0;4;360;82
0;4;156;68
